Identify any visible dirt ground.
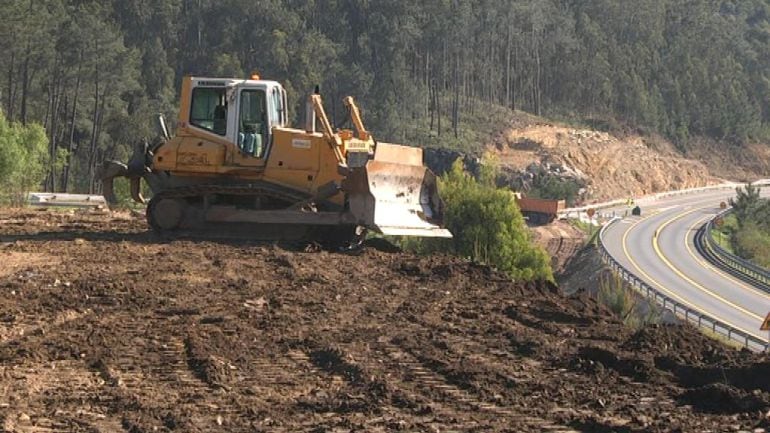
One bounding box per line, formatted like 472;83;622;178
2;209;770;432
528;221;587;275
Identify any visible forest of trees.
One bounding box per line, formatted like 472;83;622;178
2;0;770;194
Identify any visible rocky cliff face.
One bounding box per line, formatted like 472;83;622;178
491;124;720;203
422;120;729;206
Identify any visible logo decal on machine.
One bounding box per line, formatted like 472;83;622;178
178;152;209;165
292;139;312;149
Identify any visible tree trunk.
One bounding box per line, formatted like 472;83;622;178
506;24;512;109
88;40;101;194
92;93;108;193
435;77;441;137
452;54;459;138
536;50;541;116
20;40;31;125
48;71;64;192
44;77;53;130
513;42;518;111
6;51;15;120
62;57;82;192
429;77;435;132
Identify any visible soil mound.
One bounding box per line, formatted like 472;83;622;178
680;383;769;414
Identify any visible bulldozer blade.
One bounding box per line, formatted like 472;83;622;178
345;143;452;238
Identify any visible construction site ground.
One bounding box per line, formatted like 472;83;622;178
2;208;770;432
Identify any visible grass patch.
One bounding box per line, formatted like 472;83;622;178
710;213;737;253
700;328;748;351
598;271;661;329
710;227;734;253
569;218;599;247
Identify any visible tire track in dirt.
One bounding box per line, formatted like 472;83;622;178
1;360;123;433
0;305;119;433
85;315;249;430
0;309;88;346
90;314;352;431
384;335;579;432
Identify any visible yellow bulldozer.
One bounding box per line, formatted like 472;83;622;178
101;75;451;246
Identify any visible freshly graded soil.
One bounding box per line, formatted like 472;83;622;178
1;208;769;432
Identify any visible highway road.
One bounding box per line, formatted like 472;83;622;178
601;187;770;344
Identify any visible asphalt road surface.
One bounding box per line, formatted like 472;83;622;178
602;187;770;344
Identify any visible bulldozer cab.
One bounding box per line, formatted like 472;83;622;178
182;77;288;162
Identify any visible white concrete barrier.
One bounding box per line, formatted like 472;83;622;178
28;193;107;208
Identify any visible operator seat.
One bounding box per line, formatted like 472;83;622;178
213;104;227;135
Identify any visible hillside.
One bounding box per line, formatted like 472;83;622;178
2;209;770;432
2;0;769;197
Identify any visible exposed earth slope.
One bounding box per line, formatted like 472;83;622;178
1;209;770;432
491;123;720;202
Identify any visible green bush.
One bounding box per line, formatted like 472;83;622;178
405;159;553;282
730;184;762;227
733;222;770;268
0;112;49;206
109;176;153;210
727;184;770;267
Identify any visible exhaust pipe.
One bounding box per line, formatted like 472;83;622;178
305;95;316;134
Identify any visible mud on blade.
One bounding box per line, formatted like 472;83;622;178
346;143;452;238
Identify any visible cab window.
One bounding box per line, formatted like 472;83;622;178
190;87;227;135
270;88;282;126
238;89;267;157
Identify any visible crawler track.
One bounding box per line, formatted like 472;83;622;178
146;183;363;247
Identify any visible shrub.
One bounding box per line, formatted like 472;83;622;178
406;158;553;282
729;183;761;227
727;184;770;267
597;271;660;329
733;222;770;268
0;112;49;206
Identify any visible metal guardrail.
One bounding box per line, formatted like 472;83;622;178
562;178;770;220
598;218;768;352
696;209;770;292
561;182;742;218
